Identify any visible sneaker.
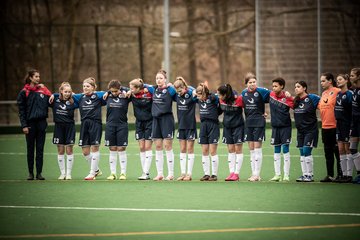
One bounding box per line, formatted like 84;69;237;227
107;174;117;180
296;175;305;182
36;174;45;180
200;175;210;181
58;174;66;180
303;175;314;182
269;175;282;182
65;175;72;180
95;169;102;177
84;174;95;180
283;175;290;182
119;173;126;180
225;173;235;181
208;175;218;181
177;174;186;181
27;173;34;181
320;175;334;182
138;173;150;180
153;175;164;181
248;175;261;182
165;175;174;181
229;173;240;181
248;175;255;181
183;174;192;181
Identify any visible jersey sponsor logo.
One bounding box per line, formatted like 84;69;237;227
155;93;162;98
201;103;207;108
113;98;120;103
254;92;259;97
353;95;357;101
59;104;67;110
247;98;254;104
85;100;92;104
337;100;342;105
179;99;186;105
323;98;328;103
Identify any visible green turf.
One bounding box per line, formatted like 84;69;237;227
0;130;359;239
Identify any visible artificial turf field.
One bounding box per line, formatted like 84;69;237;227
0;129;359;239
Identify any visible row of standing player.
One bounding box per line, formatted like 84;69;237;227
17;68;360;182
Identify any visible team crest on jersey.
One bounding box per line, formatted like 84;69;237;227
244;93;248;96
282;98;286;102
342;95;346;99
357;91;360;95
206;99;211;103
56;99;60;103
299;103;304;108
40;93;44;98
184;93;189;98
85;100;92;104
254;92;259;97
59;104;66;110
305;98;309;102
330;91;334;95
91;94;96;99
162;89;167;94
66;101;70;105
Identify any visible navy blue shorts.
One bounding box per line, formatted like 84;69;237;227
79;119;102;146
135;119;152;140
222;125;245;144
53;122;75;145
105;124;129;147
199;121;220;145
245;127;265;142
296;129;318;148
177;129;197;140
337;121;351;142
152;114;175;139
271;126;292;146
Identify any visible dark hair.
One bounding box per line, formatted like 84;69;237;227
108;79;121;90
272;77;286;88
351;67;360;77
337;73;351;89
294;81;308;108
157;69;167;79
245;72;256;85
217;84;235;105
321;72;336;87
24;69;39;84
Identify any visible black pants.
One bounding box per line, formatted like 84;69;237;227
321;128;341;177
25;119;47;175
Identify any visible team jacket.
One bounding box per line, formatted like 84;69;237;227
269;91;294;128
130;88;153;122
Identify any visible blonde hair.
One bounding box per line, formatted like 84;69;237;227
129;78;144;89
59;81;74;104
196;82;210;100
174;76;188;89
83;77;97;90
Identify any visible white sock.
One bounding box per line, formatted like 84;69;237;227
187;153;195;175
140;151;146;173
211;155;219;176
305;155;313;176
202;155;210;175
66;154;74;176
228;153;236;173
84;154;92;167
250;150;255;175
109;151;117;174
180;152;187;175
235;153;243;174
90;151;100;175
347;154;354;177
119;151;127;175
283;152;290;177
155;150;164;176
340;154;347;176
166;150;174;176
254;148;263;176
274;153;281;176
57;155;65;175
144;150;152;175
300;156;306;176
353;152;360;171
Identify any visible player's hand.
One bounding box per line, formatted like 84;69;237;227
22;127;29;135
103;92;109;100
49;95;54;104
285;91;291;98
263;112;268;118
126;90;132;98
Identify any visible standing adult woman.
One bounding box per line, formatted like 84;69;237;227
17;69;51;180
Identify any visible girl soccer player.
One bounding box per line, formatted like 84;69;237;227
173;77;197;181
217;84;245;181
50;82;78;180
146;70;177;181
293;81;320;182
105;80;131;180
241;73;270;182
268;78;294;182
194;82;221;181
17;69;51;180
129;78;153;180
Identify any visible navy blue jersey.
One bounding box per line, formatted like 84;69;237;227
175;88;197;130
294;94;320;132
147;85;176;117
269;91;294;128
51;96;78;124
106;88;131;126
219;96;244;128
352;88;360;118
130;88;153;121
335;90;352;124
73;92;106;123
241;87;270;127
195;93;220;122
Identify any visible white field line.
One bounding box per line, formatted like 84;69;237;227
0;205;359;217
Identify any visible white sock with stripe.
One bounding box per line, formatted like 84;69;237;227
187;153;195;175
109;151;117;174
155;150;164;176
57;155;65;175
202;155;210;176
119;151;127;175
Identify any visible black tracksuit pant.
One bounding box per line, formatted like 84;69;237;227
321;128;341;177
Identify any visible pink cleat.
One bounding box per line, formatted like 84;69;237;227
84;174;96;180
153;175;164;181
225;172;235;181
229;173;240;181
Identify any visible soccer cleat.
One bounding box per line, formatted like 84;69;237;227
229;173;240;181
296;175;305;182
65;175;72;180
153;175;164;181
320;175;334;182
200;175;210;181
303;175;314;182
225;173;235;181
177;174;186;181
183;174;192;181
27;173;34;181
58;174;66;180
208;175;218;181
247;175;255;181
95;169;102;177
119;173;126;180
352;175;360;183
138;173;150;180
248;175;261;182
84;174;96;180
165;175;174;181
269;175;282;182
107;174;117;180
283;175;290;182
36;174;45;180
